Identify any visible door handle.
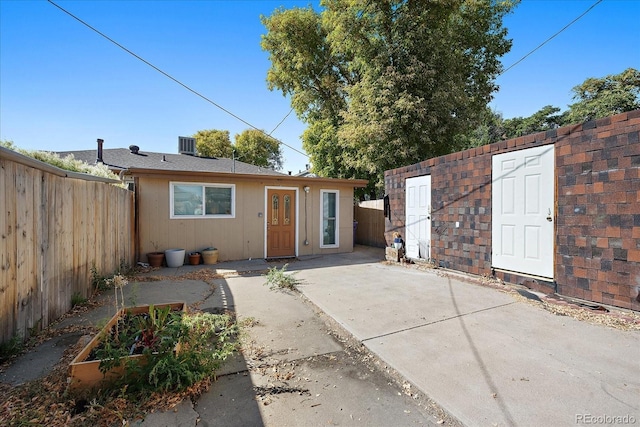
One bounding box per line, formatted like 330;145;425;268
546;208;553;222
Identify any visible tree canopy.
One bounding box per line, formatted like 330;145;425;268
564;67;640;124
194;129;233;158
456;68;640;149
234;129;283;170
192;128;283;170
262;0;517;195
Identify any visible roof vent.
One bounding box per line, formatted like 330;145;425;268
178;136;196;156
129;145;140;154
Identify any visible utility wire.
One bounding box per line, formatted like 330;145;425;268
47;0;309;159
500;0;603;76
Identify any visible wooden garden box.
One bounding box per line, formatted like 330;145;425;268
68;301;187;391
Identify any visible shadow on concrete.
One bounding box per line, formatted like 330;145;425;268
447;275;516;426
192;277;264;426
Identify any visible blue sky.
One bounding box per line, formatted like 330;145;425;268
1;0;638;175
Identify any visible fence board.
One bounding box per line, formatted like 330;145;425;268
354;200;386;248
0;151;134;344
0;159;17;341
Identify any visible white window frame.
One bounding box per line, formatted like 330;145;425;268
320;189;339;248
170;182;235;219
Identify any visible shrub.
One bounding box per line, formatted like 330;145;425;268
264;264;299;290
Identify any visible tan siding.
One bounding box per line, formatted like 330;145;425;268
138;177;356;261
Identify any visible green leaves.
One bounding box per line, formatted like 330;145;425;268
264;264;299;291
234;129;283;170
566;68;640;124
262;0;517;196
194;129;233;158
93;309;239;395
192;128;283;170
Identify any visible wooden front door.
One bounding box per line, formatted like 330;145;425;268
267;188;296;258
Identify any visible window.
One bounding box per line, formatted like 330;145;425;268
320;190;339;247
170;182;235;218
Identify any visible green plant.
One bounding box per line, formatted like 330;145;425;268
0;140;123;184
90;306;239;395
71;292;88;308
117;259;134;276
264;264;299;291
0;335;24;363
91;266;110;292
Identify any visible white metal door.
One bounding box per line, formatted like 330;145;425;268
405;175;431;260
492;145;555;278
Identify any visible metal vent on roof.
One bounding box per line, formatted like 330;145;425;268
178;137;196;156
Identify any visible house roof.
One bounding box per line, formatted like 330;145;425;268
126;166;369;187
57;148;286;176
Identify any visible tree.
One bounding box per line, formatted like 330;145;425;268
454;107;505;149
234;129;283;170
564;67;640;124
193;129;233;158
502;105;565;138
262;0;516;195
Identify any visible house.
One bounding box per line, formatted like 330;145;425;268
384;110;640;311
60;139;368;263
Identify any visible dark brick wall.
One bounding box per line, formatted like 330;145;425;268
384;110;640;311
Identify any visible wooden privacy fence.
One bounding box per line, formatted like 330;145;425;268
354;200;386;248
0;148;134;345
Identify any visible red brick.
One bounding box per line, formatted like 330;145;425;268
609;170;625;181
605;227;621;238
628;116;640;126
574;267;587;278
593;182;604;192
611;112;628;123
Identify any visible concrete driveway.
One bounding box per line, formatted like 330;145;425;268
291;247;640;426
2;245;638;426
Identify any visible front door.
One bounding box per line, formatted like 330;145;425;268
267;188;296;258
492;145;555;278
405;175;432;260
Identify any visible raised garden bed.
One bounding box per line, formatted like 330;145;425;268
68;302;187;391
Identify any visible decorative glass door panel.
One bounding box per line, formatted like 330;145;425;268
267;189;296;258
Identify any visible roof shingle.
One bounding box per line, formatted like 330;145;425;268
57;148;286;176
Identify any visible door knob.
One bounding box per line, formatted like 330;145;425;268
546;208;553;222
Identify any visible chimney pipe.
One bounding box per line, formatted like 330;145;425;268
96;139;104;164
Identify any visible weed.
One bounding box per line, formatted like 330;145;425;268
71;292;88;308
264;264;299;290
0;334;24;363
90;266;110;292
117;259;134;276
90;307;240;395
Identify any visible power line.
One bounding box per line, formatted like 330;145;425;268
46;0;309;159
500;0;604;76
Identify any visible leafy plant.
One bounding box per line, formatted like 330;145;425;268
264;264;299;290
0;335;24;363
0;140;123;184
91;266;110;292
90;306;239;395
71;292;88;308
